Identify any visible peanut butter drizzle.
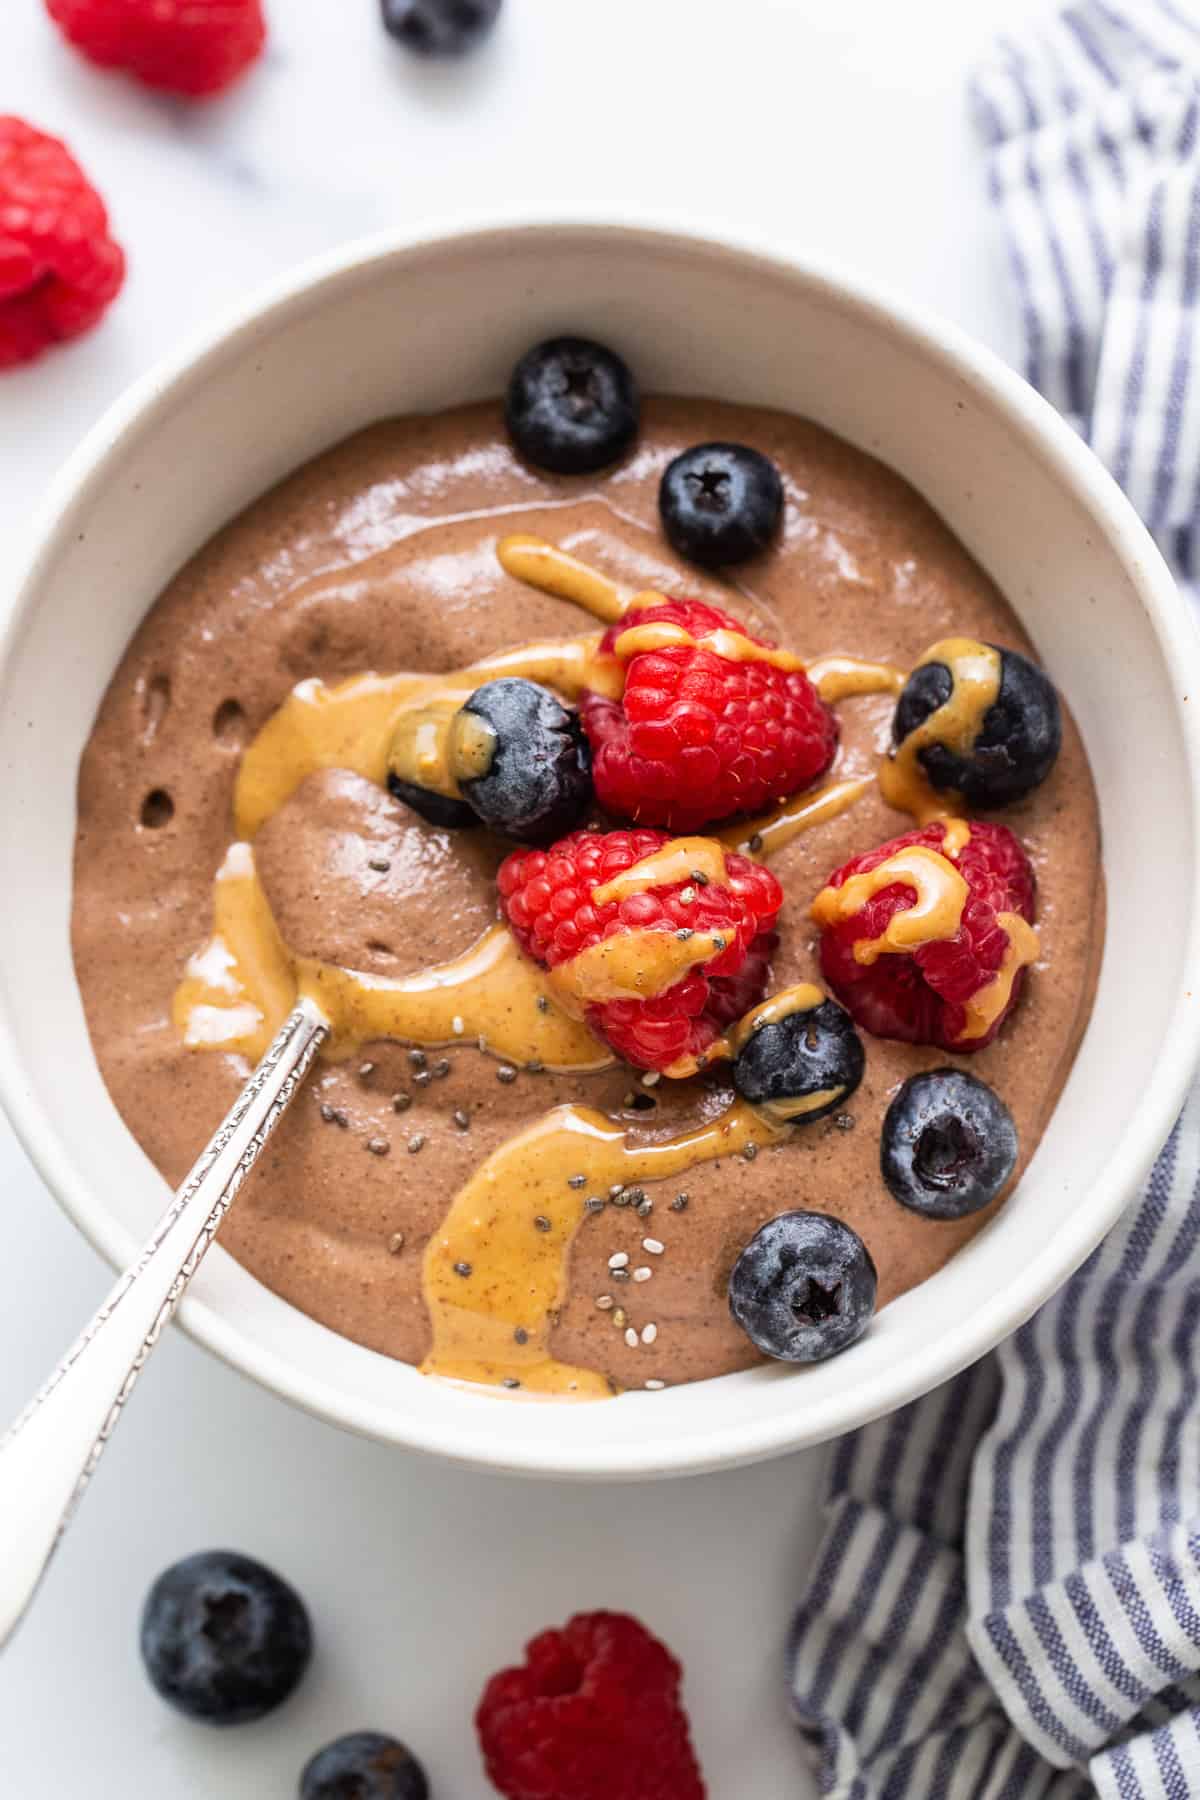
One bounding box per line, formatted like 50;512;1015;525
878;637;1001;824
173;844;611;1070
549;928;729;1012
811;845;969;966
718;776;874;860
421;1098;786;1396
496;533;634;624
665;979;828;1079
590;837;729;907
960;912;1040;1042
234;637;609;839
806;654;907;703
610;619;808;673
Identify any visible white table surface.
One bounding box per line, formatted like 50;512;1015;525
0;1;1046;1792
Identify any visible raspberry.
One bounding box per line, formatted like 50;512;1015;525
0;118;125;369
813;820;1037;1052
476;1611;706;1800
579;597;837;833
498;827;782;1072
46;0;266;98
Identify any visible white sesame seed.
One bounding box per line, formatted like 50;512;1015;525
641;1323;658;1345
624;1327;639;1349
645;1379;666;1391
679;886;696;904
452;1015;464;1035
632;1266;652;1283
608;1251;630;1270
641;1070;661;1087
642;1237;664;1255
595;1295;614;1310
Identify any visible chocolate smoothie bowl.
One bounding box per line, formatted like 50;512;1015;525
7;223;1195;1476
70;335;1103;1401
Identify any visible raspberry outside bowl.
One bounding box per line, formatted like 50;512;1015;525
2;220;1198;1480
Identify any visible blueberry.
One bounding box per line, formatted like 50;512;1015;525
733;998;864;1126
381;0;501;56
729;1211;876;1363
139;1550;312;1725
505;337;638;475
659;442;784;568
893;645;1061;807
881;1068;1017;1220
455;677;592;842
301;1731;429;1800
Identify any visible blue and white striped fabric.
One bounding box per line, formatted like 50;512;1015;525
789;6;1200;1796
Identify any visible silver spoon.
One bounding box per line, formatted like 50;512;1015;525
0;997;328;1650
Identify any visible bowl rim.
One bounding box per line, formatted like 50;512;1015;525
4;213;1200;1479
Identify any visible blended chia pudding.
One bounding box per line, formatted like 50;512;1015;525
70;336;1103;1398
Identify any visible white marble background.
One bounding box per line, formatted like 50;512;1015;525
0;0;1046;1793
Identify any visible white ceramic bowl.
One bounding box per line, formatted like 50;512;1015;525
3;221;1199;1480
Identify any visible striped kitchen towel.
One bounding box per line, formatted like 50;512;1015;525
789;5;1200;1797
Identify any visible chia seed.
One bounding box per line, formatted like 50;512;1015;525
320;1103;335;1123
676;928;694;941
584;1196;605;1215
407;1134;426;1154
514;1327;529;1344
622;1187;647;1208
454;1261;472;1278
501;1377;521;1390
366;1137;391;1157
691;869;709;885
748;833;764;854
392;1092;412;1113
536;995;550;1013
836;1113;856;1131
567;1173;587;1189
332;1108;349;1129
367;857;391;873
408;1049;427;1070
671;1192;690;1211
432;1058;451;1079
609;1184;625;1199
534;1215;552;1233
413;1069;433;1087
526;1059;544;1073
743;1143;759;1163
497;1064;518;1084
636;1198;653;1219
610;1267;631;1283
453;1109;470;1131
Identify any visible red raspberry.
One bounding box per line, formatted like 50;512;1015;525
0;118;125;370
579;597;837;832
476;1611;706;1800
814;820;1037;1052
46;0;266;98
498;827;782;1072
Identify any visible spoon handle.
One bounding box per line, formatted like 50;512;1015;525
0;998;328;1651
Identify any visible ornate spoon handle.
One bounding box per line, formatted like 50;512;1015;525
0;998;328;1651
